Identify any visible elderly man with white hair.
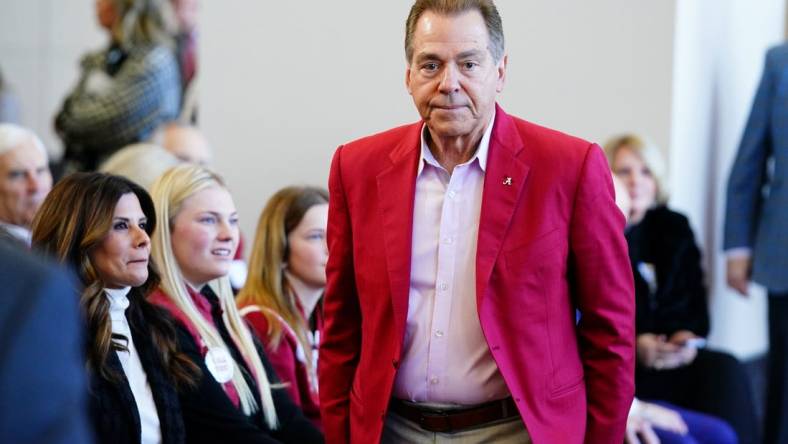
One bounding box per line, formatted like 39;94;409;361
0;124;52;246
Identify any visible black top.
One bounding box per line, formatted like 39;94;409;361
89;288;185;444
175;286;323;444
625;206;710;337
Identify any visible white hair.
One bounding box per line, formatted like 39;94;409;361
99;143;182;191
0;123;47;158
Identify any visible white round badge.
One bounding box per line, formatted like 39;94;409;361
205;347;234;383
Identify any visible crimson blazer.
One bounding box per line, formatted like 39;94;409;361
318;105;635;444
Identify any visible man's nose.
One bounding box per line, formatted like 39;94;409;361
438;64;461;93
25;171;41;193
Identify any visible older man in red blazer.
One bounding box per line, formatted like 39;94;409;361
318;1;635;443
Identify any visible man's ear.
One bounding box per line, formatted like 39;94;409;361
496;54;508;93
405;63;413;95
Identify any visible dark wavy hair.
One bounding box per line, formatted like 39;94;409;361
31;172;197;386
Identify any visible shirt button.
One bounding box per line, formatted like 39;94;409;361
448;190;457;199
438;282;448;291
430;376;439;385
442;237;453;245
435;330;444;338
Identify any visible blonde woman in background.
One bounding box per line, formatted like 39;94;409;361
148;164;322;443
237;186;329;428
606;134;757;444
55;0;181;173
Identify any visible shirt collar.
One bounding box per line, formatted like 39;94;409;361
0;222;31;246
105;286;132;314
417;108;496;176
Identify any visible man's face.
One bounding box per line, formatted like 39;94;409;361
0;142;52;228
406;10;506;140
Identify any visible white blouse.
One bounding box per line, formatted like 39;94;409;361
106;287;162;444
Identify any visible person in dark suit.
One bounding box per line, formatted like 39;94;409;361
0;245;93;444
606;134;759;444
724;42;788;444
31;172;199;444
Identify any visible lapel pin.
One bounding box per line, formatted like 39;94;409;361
503;176;513;186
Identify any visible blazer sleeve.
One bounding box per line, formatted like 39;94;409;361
724;48;777;250
569;145;636;444
318;146;362;444
244;312;302;408
659;214;710;337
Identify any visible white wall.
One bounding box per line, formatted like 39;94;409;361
201;0;676;243
670;0;785;358
0;0;105;157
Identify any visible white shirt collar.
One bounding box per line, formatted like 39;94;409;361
105;286;132;314
417;108;496;175
0;222;32;246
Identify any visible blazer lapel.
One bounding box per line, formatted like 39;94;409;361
476;107;530;305
106;349;143;440
376;125;421;347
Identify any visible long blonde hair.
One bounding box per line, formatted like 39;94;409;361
150;164;278;428
236;186;328;380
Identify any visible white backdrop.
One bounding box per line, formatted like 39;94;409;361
201;0;675;245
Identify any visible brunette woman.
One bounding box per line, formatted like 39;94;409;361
31;172;197;444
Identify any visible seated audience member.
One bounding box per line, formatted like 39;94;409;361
99;143;182;191
237;186;329;428
614;176;736;444
0;245;93;444
0;68;21;123
0;123;53;246
55;0;181;173
152;122;212;165
148;165;323;443
31;172;198;444
605;134;759;444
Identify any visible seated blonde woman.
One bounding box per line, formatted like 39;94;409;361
605;134;757;444
237;186;329;428
148;164;322;443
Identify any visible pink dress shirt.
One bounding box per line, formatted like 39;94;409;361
392;112;509;406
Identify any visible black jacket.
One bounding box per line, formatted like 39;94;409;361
626;206;710;337
175;287;323;444
89;288;185;444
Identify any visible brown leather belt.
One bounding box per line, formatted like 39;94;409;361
388;397;519;433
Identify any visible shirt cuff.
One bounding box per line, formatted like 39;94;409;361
725;247;752;259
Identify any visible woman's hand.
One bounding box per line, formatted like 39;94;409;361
637;333;696;370
625;415;661;444
640;402;688;435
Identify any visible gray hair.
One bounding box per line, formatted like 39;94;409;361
0;123;47;158
99;143;181;191
405;0;505;63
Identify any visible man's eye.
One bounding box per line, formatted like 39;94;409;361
463;62;478;70
7;171;24;180
422;62;439;72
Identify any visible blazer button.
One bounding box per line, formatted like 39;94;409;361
392;359;399;369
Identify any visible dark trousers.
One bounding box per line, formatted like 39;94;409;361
636;348;759;444
766;292;788;444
